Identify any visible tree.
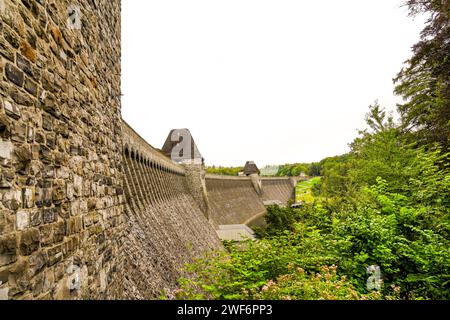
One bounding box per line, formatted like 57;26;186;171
394;0;450;149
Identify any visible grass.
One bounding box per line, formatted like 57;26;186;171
295;177;321;203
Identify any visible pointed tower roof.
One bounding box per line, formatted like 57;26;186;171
243;161;260;175
161;128;203;164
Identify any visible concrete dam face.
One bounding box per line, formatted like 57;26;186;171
0;0;295;299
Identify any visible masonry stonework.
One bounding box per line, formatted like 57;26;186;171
0;0;123;299
0;0;297;300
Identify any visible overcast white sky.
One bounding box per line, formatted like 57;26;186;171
121;0;426;167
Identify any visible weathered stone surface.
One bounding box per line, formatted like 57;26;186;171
27;251;47;278
0;234;17;266
15;145;31;163
0;140;14;160
24;77;37;96
3;26;20;49
39;145;52;164
30;211;42;227
22;188;34;209
20;41;36;63
16;54;33;76
9;87;34;106
5;63;24;87
53;221;65;243
2;189;22;210
0;286;9;300
66;217;82;236
39;224;53;247
0;268;9;284
0;37;15;61
42;209;56;224
35;187;52;208
41;115;52;131
16;210;29;230
4;101;21;120
46;245;63;267
19;229;40;256
11;123;26;143
0;114;11;139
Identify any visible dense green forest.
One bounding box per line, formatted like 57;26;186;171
175;0;449;300
275;163;320;177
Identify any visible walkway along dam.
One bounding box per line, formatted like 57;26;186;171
0;0;295;299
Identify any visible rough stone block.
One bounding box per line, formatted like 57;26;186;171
0;114;11;139
35;187;50;208
66;216;82;235
39;145;53;164
42;208;56;224
99;269;107;293
30;210;42;227
46;245;63;267
0;36;15;61
27;251;47;278
66;183;74;200
52;181;65;203
0;140;14;160
16;210;29;230
9;86;34;106
5;63;24;87
2;189;22;210
42;115;53;131
46;133;56;150
19;228;40;256
3;101;21;120
39;224;53;247
16;54;33;76
11;123;26;143
24;77;38;96
53;221;65;243
22;188;34;208
15;145;32;163
0;268;9;284
43;95;61;119
42;165;55;178
0;233;17;266
73;175;83;196
26;126;34;143
0;286;9;300
20;41;37;63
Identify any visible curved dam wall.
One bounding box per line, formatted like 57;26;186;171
205;175;266;226
121;123;222;299
261;177;296;204
205;175;296;226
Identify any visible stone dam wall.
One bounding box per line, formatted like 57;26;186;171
121;123;221;299
261;177;296;205
206;174;266;226
205;175;296;226
0;0;296;300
